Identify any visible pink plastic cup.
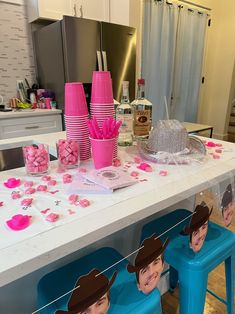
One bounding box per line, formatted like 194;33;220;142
90;137;116;169
23;144;50;176
91;71;114;104
65;82;88;116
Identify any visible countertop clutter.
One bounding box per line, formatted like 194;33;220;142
0;108;62;119
0;131;234;287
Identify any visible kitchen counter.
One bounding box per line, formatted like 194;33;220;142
0;132;234;288
0;108;62;119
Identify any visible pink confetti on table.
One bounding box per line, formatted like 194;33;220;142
48;179;57;186
215;143;222;147
63;174;72;184
41;208;50;214
134;156;142;164
113;159;121;167
45;213;59;222
24;181;34;188
215;149;222;154
21;198;33;206
42;175;51;181
159;170;168;176
36;185;48;192
130;171;139;177
206;141;216;147
68;209;76;215
6;214;31;231
79;199;90;208
137;163;153;172
11;192;21;200
0;201;4;207
4;178;21;189
78;167;87;173
213;154;220;159
68;194;79;204
49;190;59;195
25;187;36;194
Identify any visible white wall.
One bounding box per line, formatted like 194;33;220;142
197;0;235;139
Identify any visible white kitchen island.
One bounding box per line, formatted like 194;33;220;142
0;132;234;313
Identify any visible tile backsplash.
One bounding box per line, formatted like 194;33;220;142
0;1;35;104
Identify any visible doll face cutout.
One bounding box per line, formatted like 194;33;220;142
137;255;164;295
79;292;110;314
190;221;208;253
223;201;235;227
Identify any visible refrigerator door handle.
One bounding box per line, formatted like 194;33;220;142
96;51;103;71
102;50;108;71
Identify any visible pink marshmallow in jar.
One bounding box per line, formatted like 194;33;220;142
23;144;50;176
56;139;80;169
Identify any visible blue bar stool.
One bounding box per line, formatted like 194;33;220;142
141;209;235;314
37;247;162;314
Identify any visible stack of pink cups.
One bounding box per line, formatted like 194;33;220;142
64;82;91;160
90;71;117;158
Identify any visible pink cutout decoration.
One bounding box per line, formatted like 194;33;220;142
134;156;142;164
68;209;75;215
63;174;72;184
113;159;121;167
159;170;168;176
6;214;31;231
49;190;59;194
21;198;33;206
137;163;153;172
41;208;50;214
206;141;216;147
4;178;21;188
48;179;57;186
24;181;33;188
131;171;139;177
36;185;47;192
25;187;36;194
42;175;51;181
45;213;59;222
79;199;90;208
68;194;79;204
11;192;21;199
78;167;87;173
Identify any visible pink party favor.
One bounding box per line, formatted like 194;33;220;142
57;139;80;168
23;144;50;176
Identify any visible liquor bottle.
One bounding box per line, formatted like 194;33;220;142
116;81;134;146
131;78;152;138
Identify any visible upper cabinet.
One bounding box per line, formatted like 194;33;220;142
27;0;74;23
27;0;133;26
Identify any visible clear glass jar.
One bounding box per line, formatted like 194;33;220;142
23;144;50;176
56;139;80;169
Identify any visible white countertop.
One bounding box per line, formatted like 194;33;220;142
0;109;62;119
0;132;234;287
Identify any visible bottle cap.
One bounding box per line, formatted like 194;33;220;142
138;78;145;85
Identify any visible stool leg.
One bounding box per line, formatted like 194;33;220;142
179;270;208;314
169;266;178;292
225;255;235;314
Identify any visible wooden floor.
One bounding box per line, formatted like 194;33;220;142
161;201;235;313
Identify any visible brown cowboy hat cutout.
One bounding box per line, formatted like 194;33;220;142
127;234;169;295
181;202;213;253
181;202;213;235
221;184;234;227
55;269;117;314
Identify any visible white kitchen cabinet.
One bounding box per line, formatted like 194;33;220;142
75;0;109;22
27;0;74;23
27;0;134;26
0;110;63;139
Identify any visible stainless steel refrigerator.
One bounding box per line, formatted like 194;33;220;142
33;16;136;111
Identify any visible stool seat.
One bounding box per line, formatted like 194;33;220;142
141;209;235;314
37;247;162;314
